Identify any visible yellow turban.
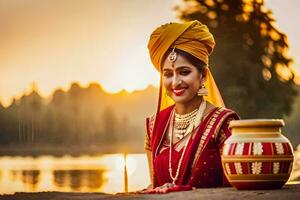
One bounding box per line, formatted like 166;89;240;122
148;20;225;111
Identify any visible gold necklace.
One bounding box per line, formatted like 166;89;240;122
175;108;198;120
168;100;206;184
174;111;197;139
174;109;198;129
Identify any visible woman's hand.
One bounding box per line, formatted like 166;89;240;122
137;183;175;194
153;183;177;193
136;184;154;194
137;183;193;194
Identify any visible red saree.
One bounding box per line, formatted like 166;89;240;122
145;104;239;191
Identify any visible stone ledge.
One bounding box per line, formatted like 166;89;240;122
0;184;299;200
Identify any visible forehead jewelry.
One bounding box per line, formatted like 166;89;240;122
168;47;177;67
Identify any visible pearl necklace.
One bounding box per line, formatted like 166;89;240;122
175;108;198;120
168;100;207;184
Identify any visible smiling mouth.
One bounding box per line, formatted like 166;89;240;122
172;88;187;96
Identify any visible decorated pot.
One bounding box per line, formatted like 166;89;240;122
221;119;294;189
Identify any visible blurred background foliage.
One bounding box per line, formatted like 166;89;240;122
0;0;299;154
0;83;157;154
176;0;298;118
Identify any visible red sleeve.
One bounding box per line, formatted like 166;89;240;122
216;117;235;154
144;114;156;151
216;117;235;187
144;118;151;151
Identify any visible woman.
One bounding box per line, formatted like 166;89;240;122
143;20;239;193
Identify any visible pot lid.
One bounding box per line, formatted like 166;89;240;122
229;119;284;128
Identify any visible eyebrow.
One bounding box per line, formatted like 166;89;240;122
176;66;192;70
163;66;192;71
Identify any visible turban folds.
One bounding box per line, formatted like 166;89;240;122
147;20;224;110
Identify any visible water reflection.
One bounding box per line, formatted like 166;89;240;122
21;170;39;189
53;169;106;190
0;154;150;194
10;170;40;190
0;152;299;194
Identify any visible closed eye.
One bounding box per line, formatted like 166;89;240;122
180;70;191;76
163;71;173;77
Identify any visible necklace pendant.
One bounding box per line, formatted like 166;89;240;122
175;133;184;140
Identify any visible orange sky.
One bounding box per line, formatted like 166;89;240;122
0;0;299;107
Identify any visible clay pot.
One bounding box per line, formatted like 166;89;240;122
221;119;294;190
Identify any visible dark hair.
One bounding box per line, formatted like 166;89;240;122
161;48;207;73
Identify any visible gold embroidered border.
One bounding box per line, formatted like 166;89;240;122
215;113;236;155
191;108;225;169
144;132;151;151
214;110;234;144
144;114;156;151
155;109;173;156
148;113;156;135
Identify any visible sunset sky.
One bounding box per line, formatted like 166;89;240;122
0;0;299;107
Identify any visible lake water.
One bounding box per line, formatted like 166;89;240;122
0;150;299;194
0;154;150;194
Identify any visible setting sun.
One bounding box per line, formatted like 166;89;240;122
0;0;172;107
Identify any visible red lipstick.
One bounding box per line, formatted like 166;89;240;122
172;88;187;96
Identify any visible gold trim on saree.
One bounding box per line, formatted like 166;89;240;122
155;109;173;157
191;107;227;169
144;114;156;151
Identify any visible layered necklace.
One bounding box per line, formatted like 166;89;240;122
174;108;198;140
168;100;207;184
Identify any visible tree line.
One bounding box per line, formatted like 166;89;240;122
0;83;157;149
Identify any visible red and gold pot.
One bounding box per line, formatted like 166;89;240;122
221;119;294;189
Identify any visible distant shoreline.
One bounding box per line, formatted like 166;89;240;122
0;143;145;157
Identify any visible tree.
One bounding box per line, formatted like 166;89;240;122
283;86;300;147
102;106;118;143
176;0;298;118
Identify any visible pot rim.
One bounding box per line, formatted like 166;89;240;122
229;119;284;128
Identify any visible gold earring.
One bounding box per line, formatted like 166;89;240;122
197;84;208;96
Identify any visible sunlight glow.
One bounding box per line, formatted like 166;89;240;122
0;154;150;194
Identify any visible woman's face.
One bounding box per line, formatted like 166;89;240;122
162;53;204;104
